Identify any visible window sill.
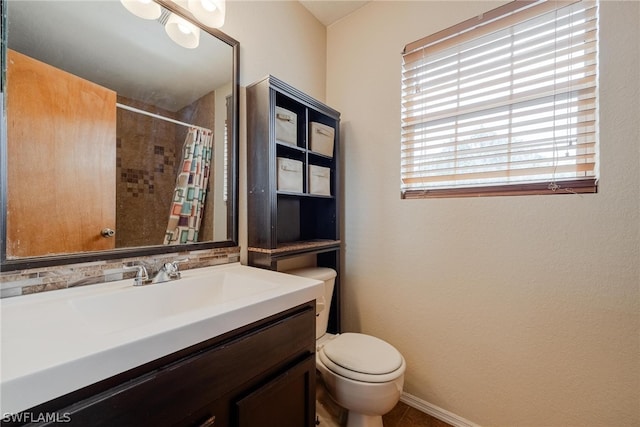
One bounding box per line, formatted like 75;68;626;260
401;179;598;199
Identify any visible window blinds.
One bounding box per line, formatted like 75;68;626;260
401;0;598;198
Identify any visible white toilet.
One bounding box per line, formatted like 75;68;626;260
287;267;406;427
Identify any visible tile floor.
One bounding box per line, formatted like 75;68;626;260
316;377;453;427
382;403;454;427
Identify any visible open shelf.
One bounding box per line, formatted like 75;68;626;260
247;75;342;333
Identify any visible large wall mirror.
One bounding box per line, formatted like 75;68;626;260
0;0;239;270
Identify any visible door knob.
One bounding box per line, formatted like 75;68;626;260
101;228;115;238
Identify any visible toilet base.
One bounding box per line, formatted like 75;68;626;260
347;413;384;427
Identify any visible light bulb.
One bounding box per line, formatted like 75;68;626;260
201;0;216;12
165;13;200;49
120;0;161;20
187;0;225;28
178;22;192;34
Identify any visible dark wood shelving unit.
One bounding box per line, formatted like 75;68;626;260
247;75;341;334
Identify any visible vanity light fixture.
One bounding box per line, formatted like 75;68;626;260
164;13;201;49
187;0;225;28
120;0;162;20
121;0;225;49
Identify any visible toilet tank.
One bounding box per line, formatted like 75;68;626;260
286;267;336;339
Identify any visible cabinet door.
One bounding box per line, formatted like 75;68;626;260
235;355;316;427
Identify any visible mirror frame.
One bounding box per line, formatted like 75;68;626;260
0;0;240;271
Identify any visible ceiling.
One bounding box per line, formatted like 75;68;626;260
299;1;370;26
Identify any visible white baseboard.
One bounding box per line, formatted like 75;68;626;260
400;392;481;427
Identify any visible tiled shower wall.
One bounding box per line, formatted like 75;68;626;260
115;90;216;247
116;96;183;248
0;246;240;299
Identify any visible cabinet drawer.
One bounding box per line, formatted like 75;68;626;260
52;305;316;427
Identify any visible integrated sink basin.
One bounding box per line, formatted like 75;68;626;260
0;262;324;415
69;271;280;334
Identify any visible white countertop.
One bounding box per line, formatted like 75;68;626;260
0;263;323;414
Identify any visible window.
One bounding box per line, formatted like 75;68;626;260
401;0;598;198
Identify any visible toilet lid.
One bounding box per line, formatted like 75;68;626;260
320;333;404;382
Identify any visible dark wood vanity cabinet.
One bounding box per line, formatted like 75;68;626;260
14;303;316;427
246;75;342;334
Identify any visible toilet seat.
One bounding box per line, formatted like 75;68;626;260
318;333;406;383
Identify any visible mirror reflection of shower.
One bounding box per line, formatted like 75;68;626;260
115;90;217;248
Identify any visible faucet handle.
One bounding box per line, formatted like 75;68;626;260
164;258;189;279
123;262;151;286
161;262;178;275
173;258;189;266
170;258;189;279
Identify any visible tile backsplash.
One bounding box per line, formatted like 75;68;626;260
0;246;240;298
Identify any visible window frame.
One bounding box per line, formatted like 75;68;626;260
400;0;599;199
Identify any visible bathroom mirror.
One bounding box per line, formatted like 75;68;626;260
0;0;239;270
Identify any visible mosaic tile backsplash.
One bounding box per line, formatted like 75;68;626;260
0;246;240;299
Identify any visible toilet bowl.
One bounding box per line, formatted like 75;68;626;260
287;267;406;427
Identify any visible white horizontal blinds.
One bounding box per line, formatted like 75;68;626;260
401;0;598;196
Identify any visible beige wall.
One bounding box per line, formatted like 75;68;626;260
222;0;326;97
218;0;327;261
327;1;639;426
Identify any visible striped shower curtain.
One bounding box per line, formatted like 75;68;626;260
164;128;213;245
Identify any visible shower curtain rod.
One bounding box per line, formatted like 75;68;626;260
116;102;211;133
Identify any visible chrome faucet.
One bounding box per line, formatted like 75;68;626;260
152;259;188;284
123;262;152;286
124;259;189;286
